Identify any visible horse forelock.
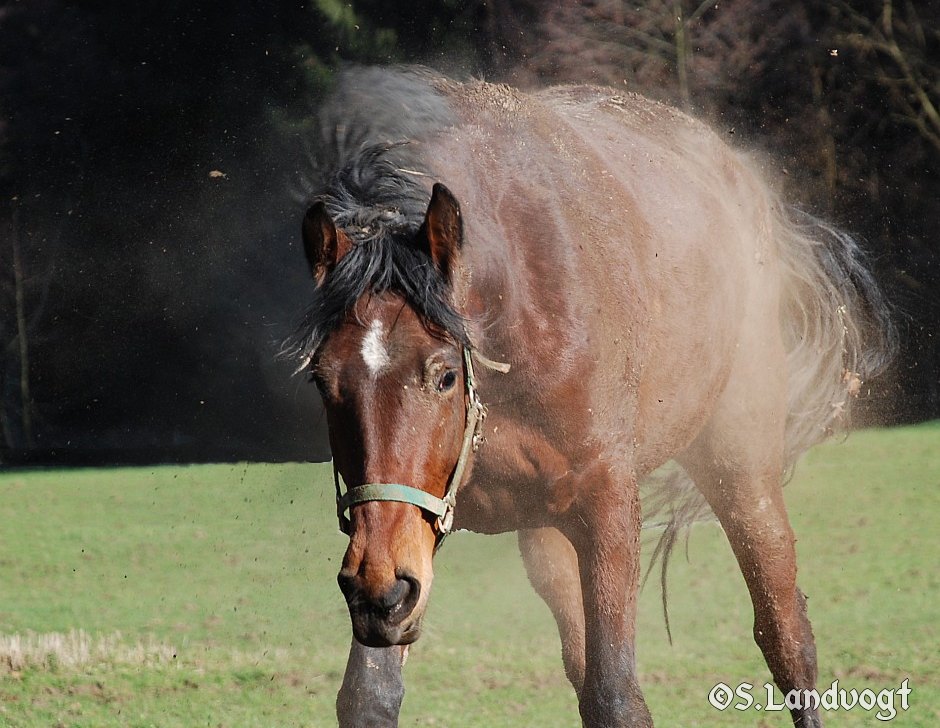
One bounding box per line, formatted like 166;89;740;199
285;143;469;367
321;143;429;242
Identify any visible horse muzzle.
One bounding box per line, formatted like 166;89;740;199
339;569;424;647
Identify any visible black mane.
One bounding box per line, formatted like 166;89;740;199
284;69;469;366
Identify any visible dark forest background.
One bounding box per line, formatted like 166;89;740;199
1;0;937;464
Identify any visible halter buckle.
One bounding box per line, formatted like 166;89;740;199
436;501;455;535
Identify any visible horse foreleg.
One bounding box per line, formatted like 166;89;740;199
564;467;653;728
518;527;586;695
336;638;406;728
685;458;822;727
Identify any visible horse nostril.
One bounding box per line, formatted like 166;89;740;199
338;568;421;629
382;574;421;624
378;579;408;612
337;570;356;601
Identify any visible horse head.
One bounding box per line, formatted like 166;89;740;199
300;183;473;647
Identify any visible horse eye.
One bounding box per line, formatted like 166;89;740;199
438;370;458;392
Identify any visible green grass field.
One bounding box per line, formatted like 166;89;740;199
0;423;937;727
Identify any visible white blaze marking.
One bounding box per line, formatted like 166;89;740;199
361;319;390;374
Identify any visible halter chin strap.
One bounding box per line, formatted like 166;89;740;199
333;345;502;547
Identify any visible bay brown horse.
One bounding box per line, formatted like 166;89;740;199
286;67;892;727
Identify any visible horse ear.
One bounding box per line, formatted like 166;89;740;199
420;183;463;281
302;202;352;286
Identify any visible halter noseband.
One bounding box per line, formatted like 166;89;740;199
332;345;500;547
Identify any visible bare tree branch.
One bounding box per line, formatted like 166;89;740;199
836;0;940;156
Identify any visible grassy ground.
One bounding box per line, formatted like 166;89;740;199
0;423;937;727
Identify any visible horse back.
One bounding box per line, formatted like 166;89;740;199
427;82;779;473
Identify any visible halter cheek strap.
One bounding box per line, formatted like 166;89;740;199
332;345;495;547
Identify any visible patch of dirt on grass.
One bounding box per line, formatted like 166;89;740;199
0;630;176;673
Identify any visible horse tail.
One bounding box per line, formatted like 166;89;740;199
772;202;897;472
644;176;896;641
